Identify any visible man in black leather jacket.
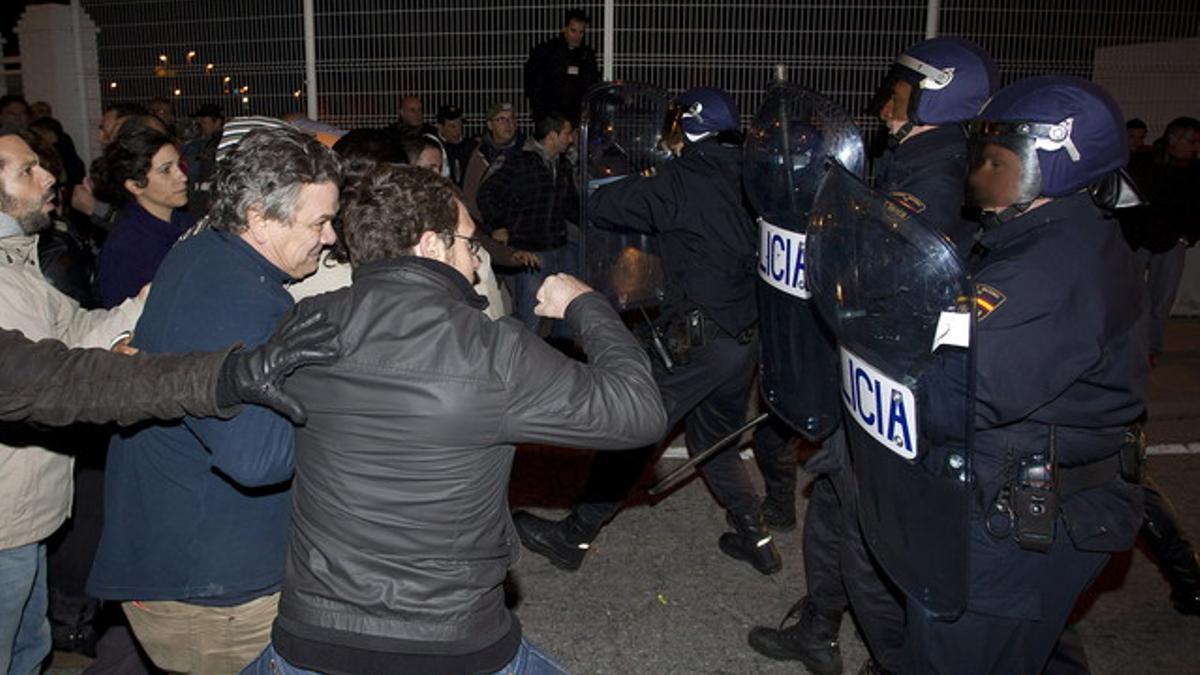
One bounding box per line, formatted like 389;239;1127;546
244;164;666;675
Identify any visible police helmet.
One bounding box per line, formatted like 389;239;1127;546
968;76;1127;201
871;38;998;129
677;87;739;141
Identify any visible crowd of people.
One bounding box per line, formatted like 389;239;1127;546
0;6;1198;675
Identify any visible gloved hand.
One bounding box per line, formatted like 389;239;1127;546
216;310;339;424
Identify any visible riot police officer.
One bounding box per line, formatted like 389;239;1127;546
512;87;783;575
749;38;998;674
908;75;1147;673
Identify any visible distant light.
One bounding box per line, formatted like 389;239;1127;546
158;54;168;62
173;89;182;96
205;63;214;71
241;96;250;104
109;81;118;89
223;76;231;83
240;85;249;93
186;50;197;61
292;90;302;98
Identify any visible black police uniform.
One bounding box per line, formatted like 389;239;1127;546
573;137;763;528
875;124;977;254
751;125;979;673
911;191;1147;673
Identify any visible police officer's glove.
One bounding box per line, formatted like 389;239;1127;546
215;311;340;424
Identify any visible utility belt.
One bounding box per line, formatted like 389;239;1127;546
633;308;756;373
986;423;1145;553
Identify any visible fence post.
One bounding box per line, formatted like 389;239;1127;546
603;0;614;81
303;0;318;120
925;0;941;39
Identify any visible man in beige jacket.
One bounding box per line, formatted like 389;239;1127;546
0;130;144;675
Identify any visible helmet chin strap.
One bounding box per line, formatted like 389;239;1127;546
887;120;916;149
979;201;1032;230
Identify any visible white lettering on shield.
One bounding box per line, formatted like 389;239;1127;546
840;347;918;460
757;219;810;299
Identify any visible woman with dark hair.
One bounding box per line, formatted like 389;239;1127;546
92;124;193;308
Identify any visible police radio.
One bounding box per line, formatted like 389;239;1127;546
986;428;1059;553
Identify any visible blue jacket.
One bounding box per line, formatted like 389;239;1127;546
96;202;194;309
88;228;296;604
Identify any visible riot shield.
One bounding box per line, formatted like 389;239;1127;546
578;83;674;310
744;83;865;440
806;163;974;618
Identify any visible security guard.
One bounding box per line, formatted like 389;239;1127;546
749;38;998;674
911;75;1147;673
512;87;782;575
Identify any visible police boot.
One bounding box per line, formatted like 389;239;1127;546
1141;490;1200;615
718;512;782;575
512;510;601;572
747;596;843;675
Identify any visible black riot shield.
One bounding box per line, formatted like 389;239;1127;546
578;83;675;310
806;163;974;618
744;83;865;440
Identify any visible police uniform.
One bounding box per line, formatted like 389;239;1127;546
512;88;781;576
876;124;977;255
573;135;764;536
911;190;1147;674
750;38;997;674
897;76;1149;674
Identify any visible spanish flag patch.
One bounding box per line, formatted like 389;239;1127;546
889;191;927;214
975;283;1006;321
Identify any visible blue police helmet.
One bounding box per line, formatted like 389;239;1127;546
895;37;998;125
970;76;1127;198
678;87;740;140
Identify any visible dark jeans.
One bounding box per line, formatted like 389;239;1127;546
577;335;761;525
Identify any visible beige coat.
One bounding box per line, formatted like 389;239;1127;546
0;234;143;550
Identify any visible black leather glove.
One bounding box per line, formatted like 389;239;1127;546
216;310;339;424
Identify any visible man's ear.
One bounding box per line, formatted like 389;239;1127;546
416;229;446;261
245;203;270;245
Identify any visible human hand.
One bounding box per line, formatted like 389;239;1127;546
533;274;592;319
217;311;340;424
512;250;541;269
71;180;96;216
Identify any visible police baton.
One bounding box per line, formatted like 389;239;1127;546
648;413;770;496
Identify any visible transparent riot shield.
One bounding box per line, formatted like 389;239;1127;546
806;163;974;618
744;83;865;440
578;83;675;310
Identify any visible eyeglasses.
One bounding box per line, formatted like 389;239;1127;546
450;233;481;255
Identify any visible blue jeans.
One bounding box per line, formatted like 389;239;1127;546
242;637;568;674
0;542;50;675
511;243;578;338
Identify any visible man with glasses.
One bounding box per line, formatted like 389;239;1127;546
244;163;665;675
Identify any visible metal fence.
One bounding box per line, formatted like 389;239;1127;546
80;0;1199;138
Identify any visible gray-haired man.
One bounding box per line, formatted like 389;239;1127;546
87;127;341;675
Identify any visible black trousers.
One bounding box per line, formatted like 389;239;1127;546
576;335;761;526
805;430;908;672
750;416;800;505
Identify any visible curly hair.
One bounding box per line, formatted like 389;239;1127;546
89;124;176;206
339;162;459;267
208;127;342;233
